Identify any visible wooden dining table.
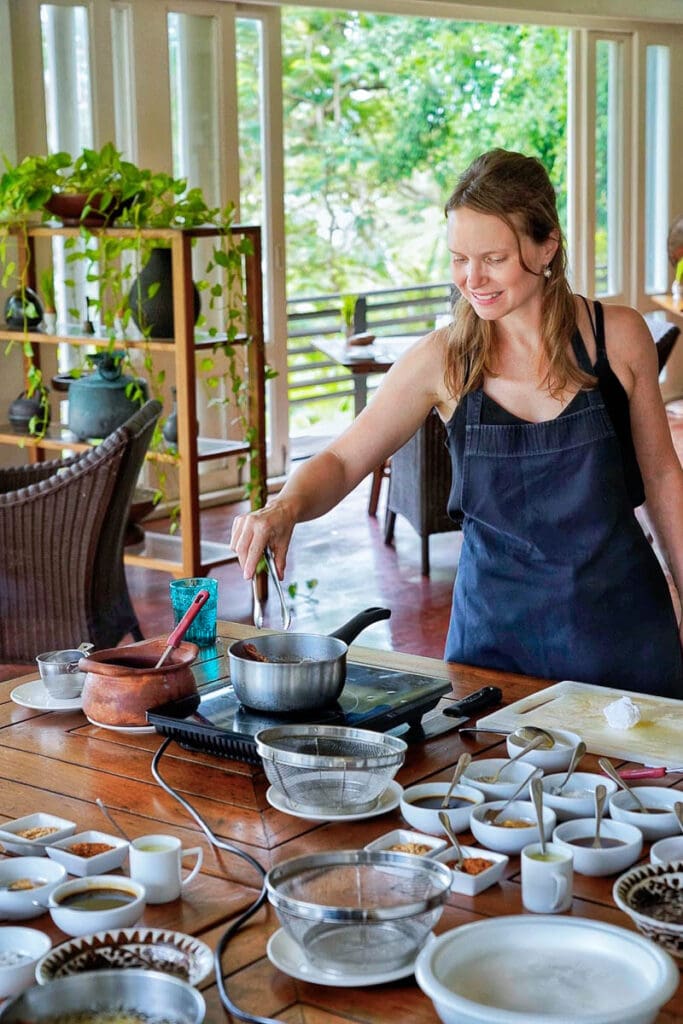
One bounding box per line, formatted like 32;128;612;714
1;620;681;1023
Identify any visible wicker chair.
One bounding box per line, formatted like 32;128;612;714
383;408;460;576
0;400;162;661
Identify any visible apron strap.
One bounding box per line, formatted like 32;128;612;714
573;295;600;374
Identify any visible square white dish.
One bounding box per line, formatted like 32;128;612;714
433;846;508;895
0;813;77;855
46;831;129;876
364;828;447;857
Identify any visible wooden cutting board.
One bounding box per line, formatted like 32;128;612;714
475;680;683;767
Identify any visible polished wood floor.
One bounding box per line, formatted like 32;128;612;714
5;407;682;683
0;474;460;681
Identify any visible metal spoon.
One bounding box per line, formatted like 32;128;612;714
592;784;607;849
438;810;465;870
441;752;472;808
485;733;547;784
530;774;546;855
598;757;649;813
95;797;131;842
459;725;556;749
484;768;542;824
674;801;683;833
551;740;587;795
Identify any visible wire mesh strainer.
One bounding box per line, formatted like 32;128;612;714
255;724;407;814
266;849;451;975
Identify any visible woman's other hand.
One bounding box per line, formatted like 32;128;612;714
230;499;294;581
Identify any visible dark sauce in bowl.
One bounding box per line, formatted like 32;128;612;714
56;887;138;911
408;795;477;810
568;836;627;849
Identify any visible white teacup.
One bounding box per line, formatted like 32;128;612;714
521;841;573;914
129;834;203;904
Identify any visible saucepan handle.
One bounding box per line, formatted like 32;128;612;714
328;607;391;645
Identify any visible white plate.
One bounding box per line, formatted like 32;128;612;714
86;717;157;735
36;927;213;986
11;679;82;712
266;779;402;822
267;928;433;986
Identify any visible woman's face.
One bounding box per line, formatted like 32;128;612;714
446;207;556;322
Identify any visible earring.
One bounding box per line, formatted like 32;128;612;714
543;264;552;279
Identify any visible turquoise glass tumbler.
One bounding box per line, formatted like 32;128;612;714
169;577;218;646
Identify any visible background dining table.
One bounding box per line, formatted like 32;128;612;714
0;620;681;1023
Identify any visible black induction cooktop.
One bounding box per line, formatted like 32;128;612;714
147;662;452;764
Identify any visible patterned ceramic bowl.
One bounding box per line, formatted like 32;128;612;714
613;860;683;958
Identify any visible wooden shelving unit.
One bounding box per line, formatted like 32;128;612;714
2;223;267;579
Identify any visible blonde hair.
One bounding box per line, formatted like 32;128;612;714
443;149;594;400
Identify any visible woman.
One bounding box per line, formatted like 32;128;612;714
231;148;683;697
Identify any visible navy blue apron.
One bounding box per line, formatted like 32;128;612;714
444;337;683;698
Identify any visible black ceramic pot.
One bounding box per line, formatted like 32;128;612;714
128;247;201;339
8;391;51;435
4;287;44;331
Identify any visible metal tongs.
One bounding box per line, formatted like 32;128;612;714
252;546;291;630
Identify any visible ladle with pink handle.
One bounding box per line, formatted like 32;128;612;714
155;589;210;669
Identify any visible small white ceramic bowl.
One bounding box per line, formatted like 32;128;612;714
47;874;146;938
650;835;683;866
46;831;129;877
0;813;77;856
400;782;484;836
553;818;643;876
462;758;537;802
433;845;508;896
0;926;52;999
541;772;618;822
469;800;556;855
0;857;66;920
364;828;447;857
506;729;582;773
608;787;682;841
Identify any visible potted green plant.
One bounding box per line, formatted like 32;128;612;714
39;265;56;332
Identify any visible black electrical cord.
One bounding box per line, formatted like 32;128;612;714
151;737;283;1024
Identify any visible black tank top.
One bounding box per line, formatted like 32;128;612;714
449;299;645;509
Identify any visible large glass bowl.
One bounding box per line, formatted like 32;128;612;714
265;849;451;976
256;724;406;814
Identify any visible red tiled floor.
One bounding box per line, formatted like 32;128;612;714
0;475;458;681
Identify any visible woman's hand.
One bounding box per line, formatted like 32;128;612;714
230;499;295;581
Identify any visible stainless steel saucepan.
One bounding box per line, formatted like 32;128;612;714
228;607;391;713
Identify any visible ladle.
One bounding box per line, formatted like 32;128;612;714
95;797;131;842
592;784;607;849
438;810;465;870
598;757;650;814
484;768;542;824
485;733;547;784
530;774;546;856
551;740;587;795
459;725;556;749
441;752;472;808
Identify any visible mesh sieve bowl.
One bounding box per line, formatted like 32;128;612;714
255;724;407;814
266;849;451;975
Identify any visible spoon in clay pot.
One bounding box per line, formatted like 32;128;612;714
598;757;650;814
441;752;472;809
438;810;465;870
155;589;210;669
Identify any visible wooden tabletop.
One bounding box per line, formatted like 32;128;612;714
0;621;681;1022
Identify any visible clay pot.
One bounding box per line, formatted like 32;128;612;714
79;638;199;727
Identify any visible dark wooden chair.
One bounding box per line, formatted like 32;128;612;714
0;400;162;661
383;408;460;576
644;312;680;372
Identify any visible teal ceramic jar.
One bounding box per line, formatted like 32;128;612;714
67;352;148;440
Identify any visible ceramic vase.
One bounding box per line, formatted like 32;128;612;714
128;246;201;340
